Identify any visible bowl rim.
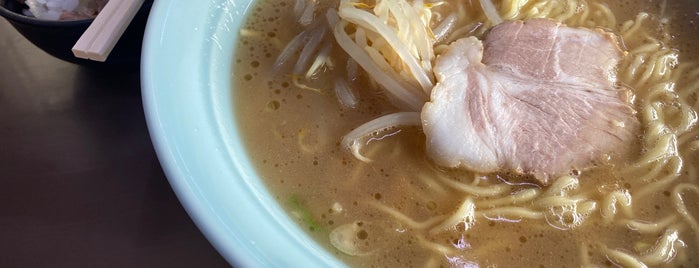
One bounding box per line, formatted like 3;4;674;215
140;0;347;266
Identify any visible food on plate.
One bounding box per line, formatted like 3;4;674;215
233;0;699;266
21;0;108;20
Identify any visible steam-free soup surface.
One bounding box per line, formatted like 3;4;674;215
233;0;699;267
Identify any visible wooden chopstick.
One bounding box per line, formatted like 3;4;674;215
72;0;145;62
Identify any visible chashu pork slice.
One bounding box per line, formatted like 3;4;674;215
421;19;639;185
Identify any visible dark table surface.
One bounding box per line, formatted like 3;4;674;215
0;19;230;267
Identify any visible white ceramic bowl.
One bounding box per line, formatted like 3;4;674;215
141;0;345;266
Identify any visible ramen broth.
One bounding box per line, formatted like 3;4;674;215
233;0;699;267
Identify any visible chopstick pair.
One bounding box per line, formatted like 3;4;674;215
72;0;145;62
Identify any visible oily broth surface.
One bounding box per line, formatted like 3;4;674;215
233;0;699;267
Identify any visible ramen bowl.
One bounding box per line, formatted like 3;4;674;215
141;0;344;266
0;0;152;65
142;0;699;267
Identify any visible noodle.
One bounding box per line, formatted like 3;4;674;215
621;215;678;233
477;207;545;220
638;228;684;265
429;197;476;234
369;201;448;230
344;0;698;264
435;174;512;197
672;183;699;246
600;189;633;223
234;0;699;266
477;188;540;207
599;244;649;268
